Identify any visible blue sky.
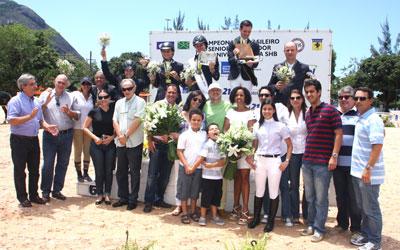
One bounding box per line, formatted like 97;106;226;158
16;0;400;76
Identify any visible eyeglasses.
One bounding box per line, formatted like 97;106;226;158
98;95;109;100
354;96;369;102
57;81;67;85
192;97;203;103
259;93;271;98
338;95;352;100
290;96;302;100
122;87;134;92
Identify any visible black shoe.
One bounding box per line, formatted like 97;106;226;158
20;199;32;207
83;174;93;182
30;196;46;205
143;203;153;213
127;203;137;210
95;197;105;205
42;193;51;203
112;200;128;208
76;169;84;182
52;192;67;200
154;200;172;208
104;196;111;205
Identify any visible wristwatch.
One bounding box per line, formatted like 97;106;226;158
366;164;373;170
331;153;338;159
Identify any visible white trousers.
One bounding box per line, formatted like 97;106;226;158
229;74;253;92
255;156;282;199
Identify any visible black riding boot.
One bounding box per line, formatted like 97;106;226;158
248;196;263;228
264;197;279;232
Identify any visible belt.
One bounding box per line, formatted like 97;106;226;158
58;128;73;134
260;154;280;158
11;134;38;140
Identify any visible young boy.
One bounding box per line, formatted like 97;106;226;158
176;109;207;224
195;123;226;226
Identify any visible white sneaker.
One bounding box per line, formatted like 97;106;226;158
261;214;268;224
198;217;206;226
358;242;382;250
211;216;225;226
351;233;368;246
284;218;293;227
311;231;324;242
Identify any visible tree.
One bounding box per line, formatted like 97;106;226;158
233;15;240;29
221;17;231;30
305;21;310;30
172;11;185;31
267;20;271;30
197;17;209;31
370;18;400;56
107;52;147;80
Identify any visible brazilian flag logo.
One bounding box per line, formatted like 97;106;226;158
177;41;190;49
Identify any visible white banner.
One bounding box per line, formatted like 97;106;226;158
149;30;332;108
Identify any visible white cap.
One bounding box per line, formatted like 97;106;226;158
208;82;222;91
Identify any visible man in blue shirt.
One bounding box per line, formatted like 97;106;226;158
7;74;58;207
350;87;384;250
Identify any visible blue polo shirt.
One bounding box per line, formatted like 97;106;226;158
351;108;385;185
7;92;43;137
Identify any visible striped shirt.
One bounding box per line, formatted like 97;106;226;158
303;102;342;165
338;108;358;168
199;139;224;180
351;108;385;185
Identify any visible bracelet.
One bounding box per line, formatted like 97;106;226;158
366;164;373;170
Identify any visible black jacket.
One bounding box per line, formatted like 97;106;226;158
152;59;184;104
227;36;260;86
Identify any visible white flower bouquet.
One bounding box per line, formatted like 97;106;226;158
143;101;184;160
99;33;111;49
216;125;254;180
146;61;161;76
274;65;295;82
56;59;75;76
180;65;197;80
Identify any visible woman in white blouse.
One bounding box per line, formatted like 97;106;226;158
287;89;308;224
247;99;293;232
72;77;94;182
223;86;256;225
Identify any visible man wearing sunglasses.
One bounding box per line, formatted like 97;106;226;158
39;74;80;202
350;87;384;250
333;86;362;240
112;79;146;210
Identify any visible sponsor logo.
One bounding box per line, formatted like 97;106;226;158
177;41;190;49
291;38;305;52
221;61;230;75
312;39;323;51
156;41;174;50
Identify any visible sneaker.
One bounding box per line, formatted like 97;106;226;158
143;203;152;213
358;242;382;250
284;218;293;227
351;233;368;246
198;217;206;226
211;216;225;226
261;214;268;224
301;226;314;236
311;231;324;242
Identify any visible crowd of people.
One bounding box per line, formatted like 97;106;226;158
7;19;385;250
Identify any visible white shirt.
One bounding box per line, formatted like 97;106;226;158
226;108;256;128
71;91;93;129
113;95;146;148
177;127;207;166
199;139;224;180
253;119;290;155
287;111;307;154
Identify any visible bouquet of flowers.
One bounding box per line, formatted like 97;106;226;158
216;125;254;180
99;33;111;49
143;101;184;161
180;65;196;80
274;65;295;82
56;59;75;76
146;61;161;77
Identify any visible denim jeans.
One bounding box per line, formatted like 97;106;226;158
41;130;73;194
302;163;332;234
288;153;303;219
144;143;174;204
90;141;116;195
333;167;361;231
279;154;290;218
116;144;143;204
352;177;382;247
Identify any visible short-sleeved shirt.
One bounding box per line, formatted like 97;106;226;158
287;111;307;154
351;108;385;184
199;139;224;180
225;108;256;128
303;102;342;165
253;119;290;155
113;95;146;148
7;92;43;137
203;100;231;130
88;105;115;138
177;127;207;166
72;91;93;129
338;108;358;168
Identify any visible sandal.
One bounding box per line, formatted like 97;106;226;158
238;210;252;225
229;205;241;220
181;214;191;224
171;206;182;216
190;213;200;222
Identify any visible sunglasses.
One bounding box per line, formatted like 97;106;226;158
98;95;110;100
259;93;271;98
354;96;369;101
122;87;134;92
192;97;203;103
290;96;302;100
55;96;60;107
338;95;352;100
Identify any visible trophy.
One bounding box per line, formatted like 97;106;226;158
164;61;172;84
198;51;217;66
